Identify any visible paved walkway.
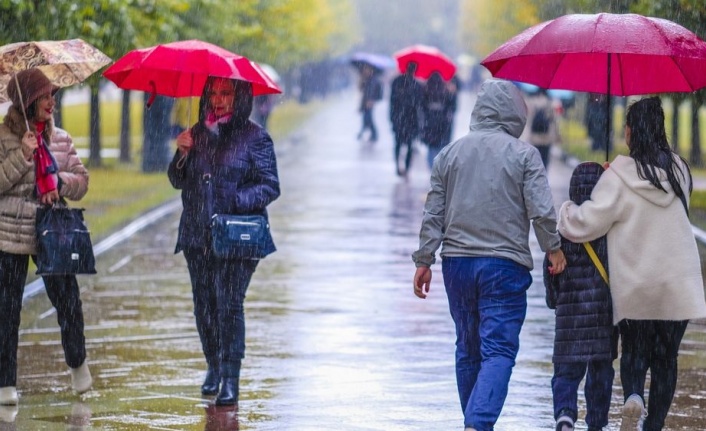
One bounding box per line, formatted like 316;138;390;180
4;89;706;431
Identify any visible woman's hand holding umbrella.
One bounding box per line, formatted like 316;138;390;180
175;129;193;156
21;131;37;160
175;129;194;169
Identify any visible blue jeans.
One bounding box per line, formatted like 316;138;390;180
183;247;258;378
442;257;532;431
552;360;614;428
427;145;442;169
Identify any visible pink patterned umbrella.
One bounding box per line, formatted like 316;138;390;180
0;38;111;103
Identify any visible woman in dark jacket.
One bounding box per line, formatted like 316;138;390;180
167;77;280;406
421;72;456;168
544;162;617;431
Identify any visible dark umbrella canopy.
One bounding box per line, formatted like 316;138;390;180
349;52;395;74
481;13;706;160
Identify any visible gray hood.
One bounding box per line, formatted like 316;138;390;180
470;78;527;138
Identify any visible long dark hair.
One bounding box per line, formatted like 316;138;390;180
626;96;691;198
198;77;254;126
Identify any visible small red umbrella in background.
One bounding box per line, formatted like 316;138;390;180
103;39;281;109
481;13;706;160
394;44;456;81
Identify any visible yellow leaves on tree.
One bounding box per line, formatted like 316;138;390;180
460;0;540;58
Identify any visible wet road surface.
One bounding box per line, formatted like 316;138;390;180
6;89;706;430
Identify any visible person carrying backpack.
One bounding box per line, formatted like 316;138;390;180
527;88;561;168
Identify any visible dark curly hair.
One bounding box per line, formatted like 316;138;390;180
626;96;691;199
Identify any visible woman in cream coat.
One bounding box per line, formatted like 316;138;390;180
0;69;92;405
558;97;706;431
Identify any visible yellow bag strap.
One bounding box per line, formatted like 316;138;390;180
583;242;609;286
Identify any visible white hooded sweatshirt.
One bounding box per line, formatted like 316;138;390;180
559;154;706;324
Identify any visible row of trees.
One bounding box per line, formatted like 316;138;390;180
0;0;360;168
460;0;706;165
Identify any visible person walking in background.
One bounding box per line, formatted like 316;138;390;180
389;61;423;176
558;97;706;431
356;64;383;143
421;71;456;168
527;88;561;168
545;162;617;431
252;94;276;129
168;76;280;406
0;69;92;405
585;93;611;153
412;78;566;431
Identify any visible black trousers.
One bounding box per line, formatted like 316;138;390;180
393;131;414;175
619;319;688;431
0;250;86;386
183;246;258;378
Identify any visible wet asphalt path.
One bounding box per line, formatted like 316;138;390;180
5;89;706;430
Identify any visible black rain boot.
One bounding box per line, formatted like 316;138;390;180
201;368;220;396
215;360;240;406
215;378;238;406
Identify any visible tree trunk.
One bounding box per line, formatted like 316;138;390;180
672;97;679;154
53;89;64;129
119;89;131;163
88;85;102;167
690;96;703;167
142;93;174;172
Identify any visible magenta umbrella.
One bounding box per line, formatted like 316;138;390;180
103;39;281;101
481;13;706;160
394;44;456;81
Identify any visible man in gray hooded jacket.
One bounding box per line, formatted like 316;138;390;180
412;78;566;431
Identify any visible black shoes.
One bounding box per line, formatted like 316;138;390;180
215;378;238;406
201;369;220;396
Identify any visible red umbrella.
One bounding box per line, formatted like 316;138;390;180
103;39;282;102
481;13;706;159
394;44;456;81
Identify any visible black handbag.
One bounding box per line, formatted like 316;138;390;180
211;213;272;259
35;205;96;275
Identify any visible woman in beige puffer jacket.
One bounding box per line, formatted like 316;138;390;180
0;68;92;406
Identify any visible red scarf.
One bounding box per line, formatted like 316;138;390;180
33;122;58;195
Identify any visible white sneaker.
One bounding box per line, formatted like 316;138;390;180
556;414;575;431
0;387;17;406
620;394;646;431
70;362;93;394
464;428;477;431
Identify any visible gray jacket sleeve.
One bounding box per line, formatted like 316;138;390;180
412;161;445;267
523;150;561;252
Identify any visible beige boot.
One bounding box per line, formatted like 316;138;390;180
0;387;18;406
70;362;93;394
0;405;18;422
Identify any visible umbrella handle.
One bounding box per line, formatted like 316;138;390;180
13;74;30;132
146;81;157;108
176;152;187;169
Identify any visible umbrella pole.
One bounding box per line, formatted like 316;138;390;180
187;73;193;126
13;74;30;132
605;54;612;162
176;75;194;170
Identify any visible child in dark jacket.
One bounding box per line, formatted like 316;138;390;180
544;162;618;431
